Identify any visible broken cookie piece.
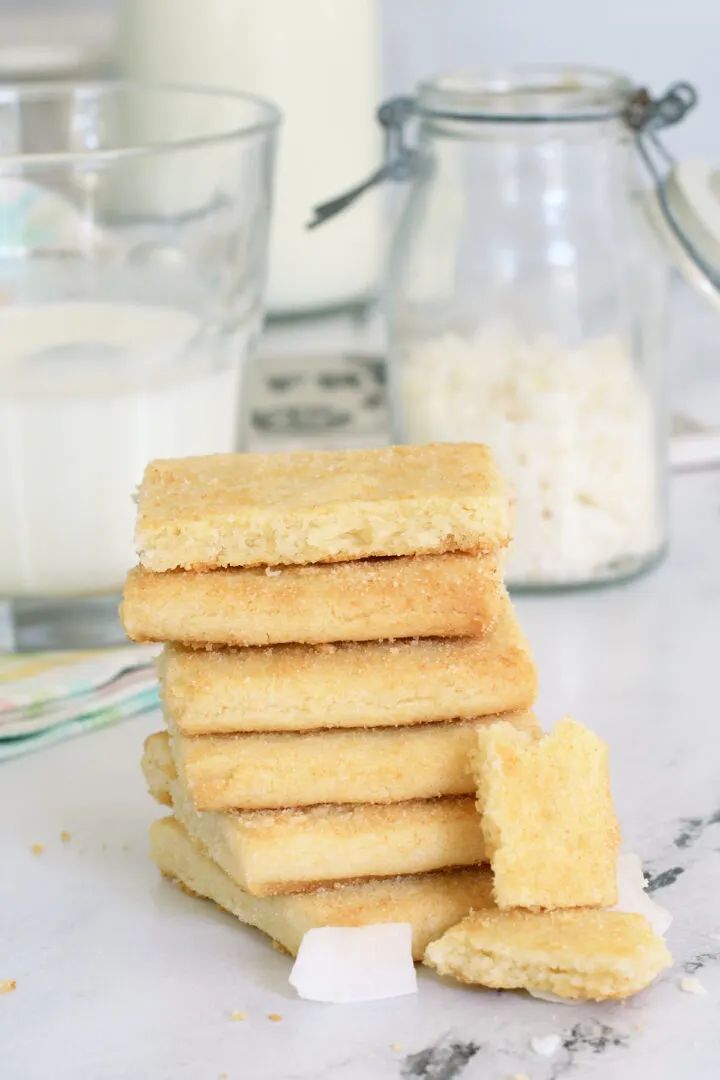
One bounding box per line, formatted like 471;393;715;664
473;718;620;909
424;908;671;1001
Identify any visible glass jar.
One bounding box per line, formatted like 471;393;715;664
385;67;670;589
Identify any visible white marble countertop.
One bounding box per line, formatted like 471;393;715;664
2;467;720;1080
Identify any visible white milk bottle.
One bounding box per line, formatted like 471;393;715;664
117;0;383;314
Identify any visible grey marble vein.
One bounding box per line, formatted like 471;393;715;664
646;865;686;892
674;809;720;850
401;1035;480;1080
683;949;720;974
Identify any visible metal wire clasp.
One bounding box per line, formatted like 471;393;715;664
307;96;416;229
624;81;697;133
625;82;718;293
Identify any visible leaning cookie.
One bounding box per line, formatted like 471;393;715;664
424;908;671;1001
473;718;620;909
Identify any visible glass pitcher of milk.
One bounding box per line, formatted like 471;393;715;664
0;81;279;650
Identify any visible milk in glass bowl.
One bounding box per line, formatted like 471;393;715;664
0;81;279;649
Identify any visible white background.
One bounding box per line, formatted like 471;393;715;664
2;0;718;160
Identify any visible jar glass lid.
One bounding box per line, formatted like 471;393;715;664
416;65;634;122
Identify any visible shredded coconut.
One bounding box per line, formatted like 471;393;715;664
400;327;661;585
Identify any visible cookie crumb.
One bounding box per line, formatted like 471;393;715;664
60;831;71;843
267;1013;283;1022
0;980;16;994
30;843;44;856
531;1033;561;1056
390;1043;405;1052
121;843;130;852
679;975;707;995
229;1011;246;1021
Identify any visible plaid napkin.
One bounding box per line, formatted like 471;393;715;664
0;645;160;761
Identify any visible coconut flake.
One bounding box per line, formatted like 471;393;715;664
527;988;576;1005
679;975;707;996
530;1033;562;1056
613;853;672;936
288;923;417;1003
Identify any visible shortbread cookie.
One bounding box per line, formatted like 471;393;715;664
169;711;538;811
121;552;503;647
143;731;486;895
161;604;536;734
424;908;671;1000
150;816;495;960
473;718;619;909
135;444;510;571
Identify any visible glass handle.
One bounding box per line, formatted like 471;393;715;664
307;96;416;229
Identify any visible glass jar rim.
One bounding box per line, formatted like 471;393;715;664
416;64;635;122
0;79;281;168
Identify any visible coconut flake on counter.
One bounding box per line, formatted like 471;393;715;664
530;1033;562;1056
613;853;672;937
678;975;707;995
400;326;660;586
288;923;417;1003
527;988;576;1005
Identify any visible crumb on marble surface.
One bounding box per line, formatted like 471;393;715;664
30;843;44;856
267;1013;283;1022
229;1011;246;1021
531;1033;561;1056
60;831;71;843
390;1042;405;1052
679;975;707;995
0;980;17;994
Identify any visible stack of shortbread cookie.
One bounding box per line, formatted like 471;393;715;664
122;443;672;999
122;444;536;957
